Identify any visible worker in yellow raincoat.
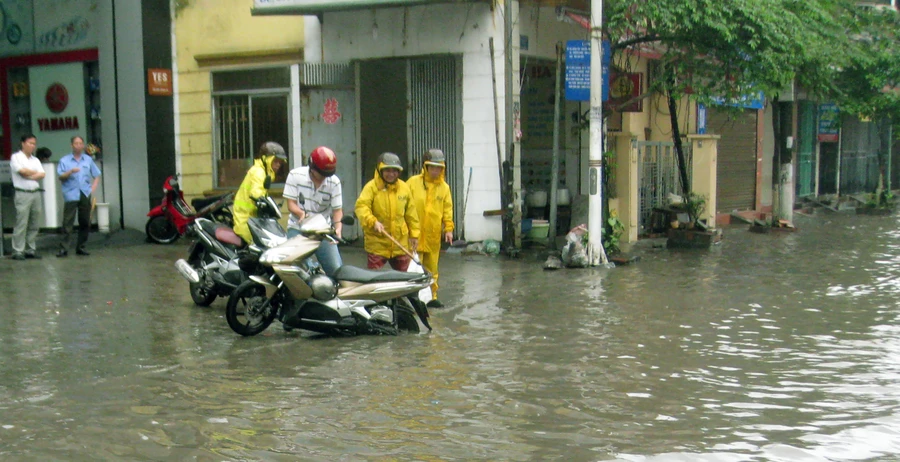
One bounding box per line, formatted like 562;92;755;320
409;149;454;308
232;142;287;243
355;152;420;271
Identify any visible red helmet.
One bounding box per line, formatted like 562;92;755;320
309;146;337;177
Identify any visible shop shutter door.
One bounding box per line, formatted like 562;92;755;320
408;56;464;237
707;108;758;212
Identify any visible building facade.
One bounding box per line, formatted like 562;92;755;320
0;0;175;233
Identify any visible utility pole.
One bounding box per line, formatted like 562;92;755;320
588;0;609;265
503;0;519;251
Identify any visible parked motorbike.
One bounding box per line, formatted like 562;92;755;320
174;196;286;306
146;175;234;244
224;214;432;337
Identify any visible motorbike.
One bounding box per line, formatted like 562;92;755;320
146;175;234;244
174;195;286;306
224;214;432;337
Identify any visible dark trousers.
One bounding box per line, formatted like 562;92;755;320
61;193;92;252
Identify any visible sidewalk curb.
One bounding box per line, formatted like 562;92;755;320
2;228;148;256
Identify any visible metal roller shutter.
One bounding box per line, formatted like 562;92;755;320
707;108;758;212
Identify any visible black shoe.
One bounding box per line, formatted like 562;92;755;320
11;253;25;261
24;252;41;259
76;248;90;256
57;249;68;258
426;299;444;308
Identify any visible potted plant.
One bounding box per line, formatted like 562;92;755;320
667;193;722;249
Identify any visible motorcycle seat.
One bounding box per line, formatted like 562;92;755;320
199;220;244;248
191;193;231;211
333;265;425;283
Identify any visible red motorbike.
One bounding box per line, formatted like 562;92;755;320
146;175;234;244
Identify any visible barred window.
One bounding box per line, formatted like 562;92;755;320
212;67;291;188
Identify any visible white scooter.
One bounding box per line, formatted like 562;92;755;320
225;214;432;337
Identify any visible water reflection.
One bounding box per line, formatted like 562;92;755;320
1;214;900;459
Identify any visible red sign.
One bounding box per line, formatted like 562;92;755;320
605;73;643;113
147;68;173;96
45;83;69;113
322;98;341;124
37;117;79;131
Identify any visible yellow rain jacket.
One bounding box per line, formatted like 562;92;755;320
409;165;454;254
356;163;420;258
232;155;279;242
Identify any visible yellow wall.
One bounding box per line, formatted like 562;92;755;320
606;54;701;242
174;0;305;199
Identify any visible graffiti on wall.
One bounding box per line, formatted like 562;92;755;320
37;16;90;49
0;0;34;53
0;0;98;54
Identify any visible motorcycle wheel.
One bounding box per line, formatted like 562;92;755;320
188;249;217;307
394;297;421;334
145;216;180;244
226;280;277;336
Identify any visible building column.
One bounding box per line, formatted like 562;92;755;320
610;132;638;243
687;134;720;226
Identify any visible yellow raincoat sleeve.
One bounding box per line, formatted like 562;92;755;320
355;180;379;229
442;184;455;233
404;187;421;239
245;168;268;199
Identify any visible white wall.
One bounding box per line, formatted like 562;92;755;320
110;0;149;230
322;3;507;241
96;0;121;229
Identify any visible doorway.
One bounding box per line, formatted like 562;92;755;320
357;56;463;236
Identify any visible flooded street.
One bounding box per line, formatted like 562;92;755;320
2;212;900;460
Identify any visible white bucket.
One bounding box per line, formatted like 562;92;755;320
96;202;110;233
526;190;548;208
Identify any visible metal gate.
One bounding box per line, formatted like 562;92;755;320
638;141;690;233
300;62;359;240
707;107;758;212
407;56;464;237
840;116;880;195
796;101;816;197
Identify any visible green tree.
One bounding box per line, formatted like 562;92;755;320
603;0;860;200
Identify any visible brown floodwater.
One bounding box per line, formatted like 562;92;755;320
1;212;899;460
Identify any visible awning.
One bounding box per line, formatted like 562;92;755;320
251;0;487;16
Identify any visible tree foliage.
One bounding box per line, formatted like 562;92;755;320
600;0;900;195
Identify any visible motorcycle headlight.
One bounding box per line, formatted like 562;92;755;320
261;235;287;249
259;250;290;265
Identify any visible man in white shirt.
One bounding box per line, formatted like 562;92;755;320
283;146;343;276
9;134;45;260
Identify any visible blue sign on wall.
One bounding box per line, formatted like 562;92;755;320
710;91;765;110
565;40;610;102
818;102;840;142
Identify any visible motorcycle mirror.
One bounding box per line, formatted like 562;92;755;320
341;215;356;226
263;177;272;189
295;192;305;205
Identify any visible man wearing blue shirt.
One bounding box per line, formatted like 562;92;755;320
56;136;101;257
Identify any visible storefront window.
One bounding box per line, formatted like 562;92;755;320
212;67;290;188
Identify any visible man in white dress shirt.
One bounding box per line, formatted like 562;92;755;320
9;134;45;260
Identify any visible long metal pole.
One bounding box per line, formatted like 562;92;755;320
548;43;563;248
489;37;507;243
588;0;609;265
